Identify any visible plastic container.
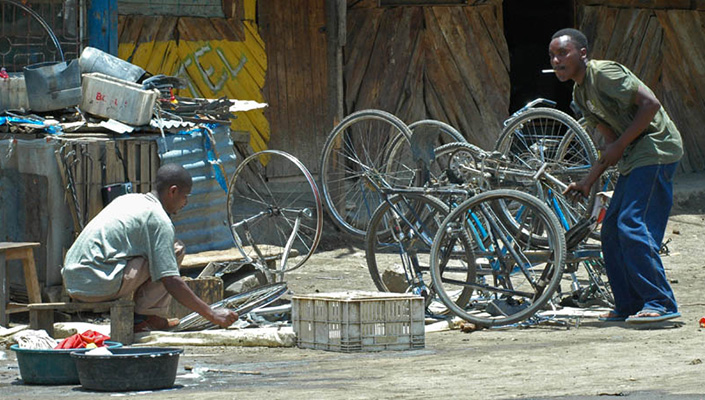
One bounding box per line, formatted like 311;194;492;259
80;72;158;126
292;291;425;352
23;59;82;112
10;341;123;385
0;72;30;111
79;47;146;83
71;347;183;391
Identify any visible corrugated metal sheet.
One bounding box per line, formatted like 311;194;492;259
158;124;238;253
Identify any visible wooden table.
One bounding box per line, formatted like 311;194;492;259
0;242;42;327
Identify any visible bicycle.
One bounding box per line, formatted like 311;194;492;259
432;141;614;310
361;137;570;320
428;188;567;327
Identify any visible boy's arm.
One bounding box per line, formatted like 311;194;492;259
564;85;660;199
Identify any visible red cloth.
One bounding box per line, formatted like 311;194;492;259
54;330;111;349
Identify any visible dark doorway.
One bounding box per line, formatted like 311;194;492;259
503;1;574;115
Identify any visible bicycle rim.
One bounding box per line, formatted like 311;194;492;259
319;109;415;238
495;108;598;230
173;283;288;331
227;150;323;273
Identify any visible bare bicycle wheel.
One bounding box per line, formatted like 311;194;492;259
173;283;288;331
319;109;417;238
227;150;323;273
430;189;566;327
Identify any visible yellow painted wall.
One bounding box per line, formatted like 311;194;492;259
117;2;269;153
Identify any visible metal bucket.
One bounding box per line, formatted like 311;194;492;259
79;47;146;83
23;59;82;112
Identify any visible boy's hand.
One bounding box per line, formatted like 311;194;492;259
210;308;239;328
563;180;591;201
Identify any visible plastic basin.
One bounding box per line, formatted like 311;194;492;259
10;341;123;385
70;347;183;392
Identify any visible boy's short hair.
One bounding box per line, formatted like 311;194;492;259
155;163;192;194
552;28;589;53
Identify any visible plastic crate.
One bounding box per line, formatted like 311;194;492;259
80;72;158;126
292;291;425;352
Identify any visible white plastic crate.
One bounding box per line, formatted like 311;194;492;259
292;291;425;352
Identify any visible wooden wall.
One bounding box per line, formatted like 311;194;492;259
257;0;330;177
577;2;705;172
344;0;510;150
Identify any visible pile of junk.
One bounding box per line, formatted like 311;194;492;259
0;45;265;137
0;4;283;340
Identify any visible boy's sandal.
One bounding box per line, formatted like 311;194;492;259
598;311;627;322
625;309;681;324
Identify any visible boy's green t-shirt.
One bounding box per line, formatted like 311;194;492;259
61;192;180;297
573;60;683;175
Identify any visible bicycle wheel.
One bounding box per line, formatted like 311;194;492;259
495;108;598;231
385;120;467;187
430;189;566;327
365;193;473;314
227;150;323;273
319;109;416;238
173;283;288;331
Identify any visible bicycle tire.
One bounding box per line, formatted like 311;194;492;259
430;189;566;327
365;193;473;313
227;150;323;273
172;283;288;331
385;119;467;187
319;109;415;238
495;108;598;231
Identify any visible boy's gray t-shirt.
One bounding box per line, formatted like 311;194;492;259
573;60;683;174
62;192;180;297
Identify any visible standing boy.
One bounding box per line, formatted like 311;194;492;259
549;28;682;323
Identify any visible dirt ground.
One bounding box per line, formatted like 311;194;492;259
2;176;705;399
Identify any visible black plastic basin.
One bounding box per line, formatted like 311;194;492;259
70;347;183;392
